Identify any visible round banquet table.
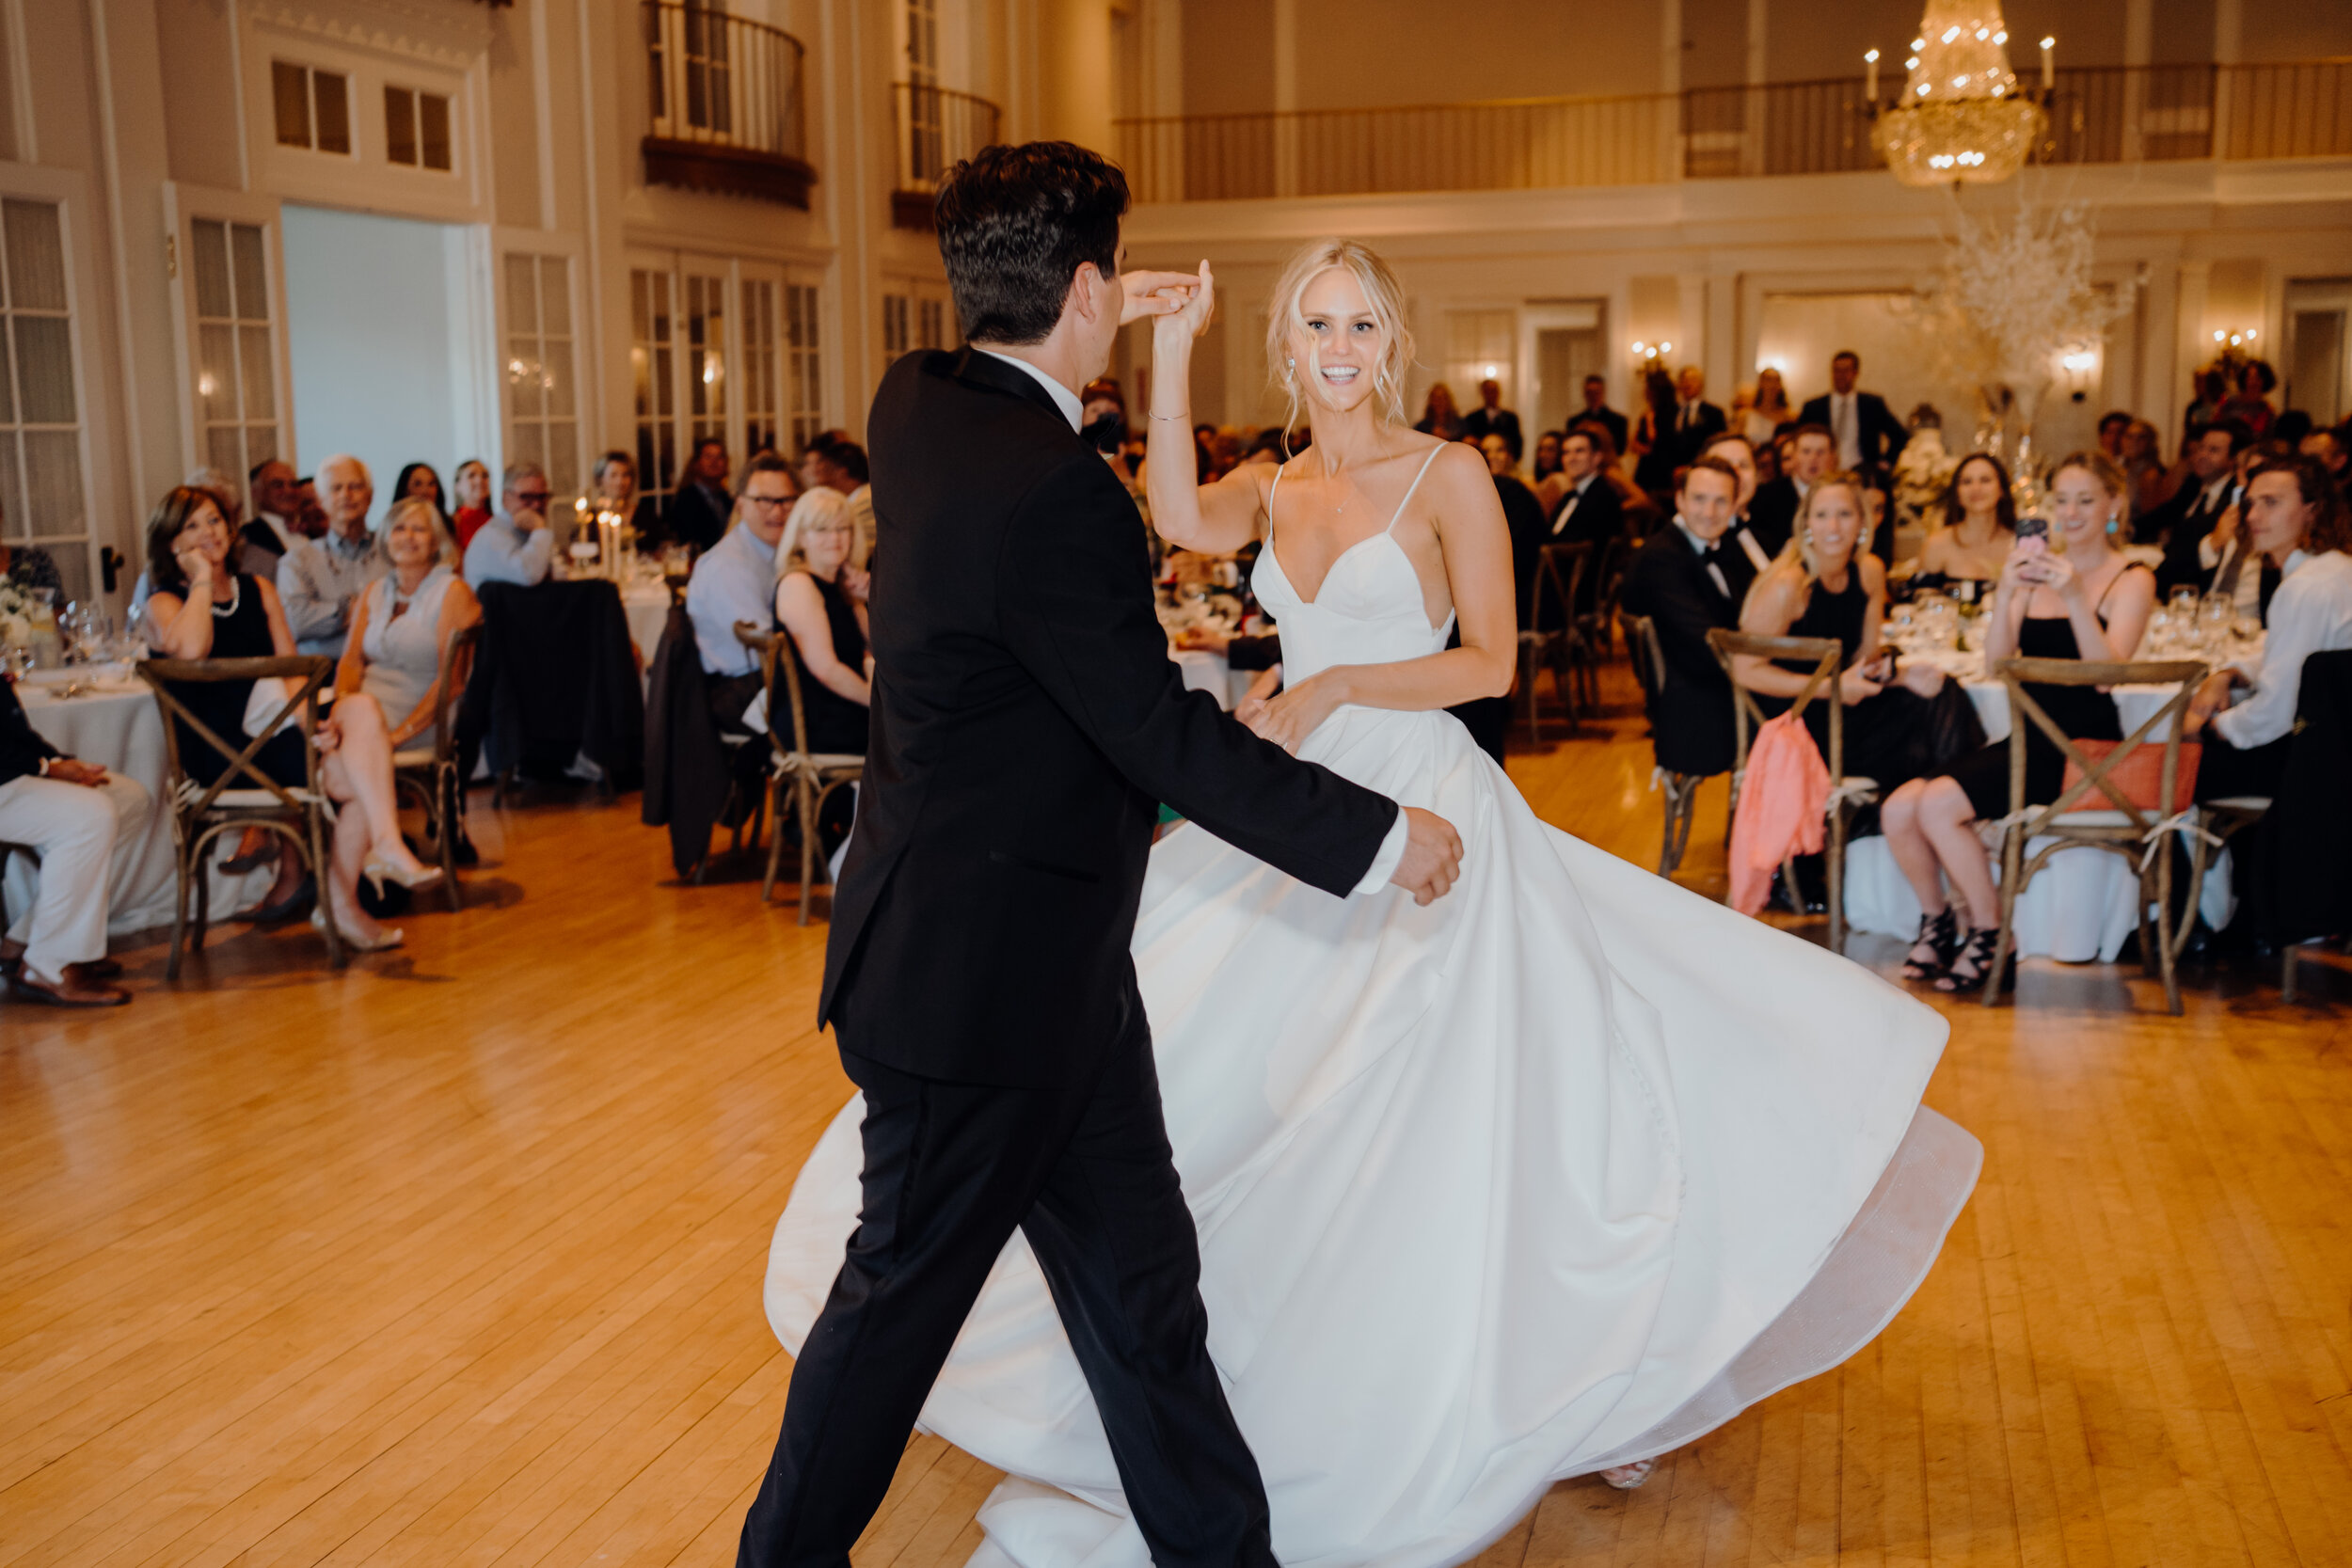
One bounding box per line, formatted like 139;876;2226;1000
622;581;672;667
15;673;276;936
1841;651;2233;961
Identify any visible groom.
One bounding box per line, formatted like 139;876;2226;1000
736;142;1463;1567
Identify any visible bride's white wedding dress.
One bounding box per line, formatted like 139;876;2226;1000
765;451;1981;1568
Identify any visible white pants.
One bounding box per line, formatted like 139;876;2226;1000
0;772;150;984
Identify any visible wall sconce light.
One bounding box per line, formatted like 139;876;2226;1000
2058;343;2098;402
1631;340;1673;367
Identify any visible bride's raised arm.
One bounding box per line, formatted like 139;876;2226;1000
1145;261;1271;555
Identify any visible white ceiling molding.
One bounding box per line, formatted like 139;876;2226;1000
245;0;493;71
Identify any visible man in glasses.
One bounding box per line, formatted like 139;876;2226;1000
685;451;799;732
463;461;556;589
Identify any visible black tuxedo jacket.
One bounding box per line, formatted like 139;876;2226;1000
2144;477;2233;597
823;348;1399;1086
1461;406;1523;458
1799;391;1909;468
1668;401;1728;466
1618;527;1739;776
1547;475;1623;550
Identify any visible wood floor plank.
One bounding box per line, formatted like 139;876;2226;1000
2;668;2344;1567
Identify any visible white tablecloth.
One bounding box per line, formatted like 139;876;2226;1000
17;677;275;935
622;582;672;665
1844;665;2229;961
1170;648;1257;711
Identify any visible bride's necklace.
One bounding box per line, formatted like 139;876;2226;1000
210;577;241;618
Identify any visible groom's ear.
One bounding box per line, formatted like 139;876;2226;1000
1069;261;1111;326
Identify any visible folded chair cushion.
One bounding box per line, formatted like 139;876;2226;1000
2058;738;2201;815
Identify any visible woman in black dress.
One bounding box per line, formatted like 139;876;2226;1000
1876;452;2156;990
141;486;442;950
772;488;871;849
1728;471;1948;793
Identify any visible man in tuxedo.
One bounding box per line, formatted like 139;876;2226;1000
1460;378;1524;462
1668;365;1727;466
1749;422;1834;562
1576;373;1628;457
1698;432;1768;602
736;141;1463;1568
2146;418;2253;596
1800;351;1908;470
1618;457;1742;777
662;436;735;555
1549;427;1624;550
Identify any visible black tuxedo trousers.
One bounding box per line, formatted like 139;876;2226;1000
738;983;1276;1568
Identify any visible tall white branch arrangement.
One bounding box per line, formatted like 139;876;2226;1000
1914;193;2137;474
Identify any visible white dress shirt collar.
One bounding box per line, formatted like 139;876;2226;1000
977;347;1085;434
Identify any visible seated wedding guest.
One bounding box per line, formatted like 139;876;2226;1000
1461;378;1523;461
2147;418;2253;595
278;453;387;657
1548;427;1624;550
294;475;329;539
463;462;554;589
394;462;450;530
1911;451;2017;601
2218;359;2277;440
184;465;273;587
0;675;140;1006
2302;427;2350;491
2184;454;2352;800
663;436;734;555
1415;382;1464;441
1878;451;2154;991
800;431;874;567
686;452;795;733
588;450;664;546
2096;410;2132;459
1727;470;1945;793
772;487;872;757
247;459;303;560
2122;419;2169;525
1530;430;1564;492
1619;458;1744;775
451;458;495;549
143;485;444;940
1750;422;1834;560
1801;350;1908;470
341;497;481;762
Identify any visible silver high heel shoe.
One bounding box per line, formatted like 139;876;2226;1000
362;854;445;901
313;908;403;953
1599;1459;1657;1490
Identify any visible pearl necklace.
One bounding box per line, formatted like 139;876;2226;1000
210;577;241;618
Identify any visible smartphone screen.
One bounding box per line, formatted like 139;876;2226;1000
2015;515;2049;543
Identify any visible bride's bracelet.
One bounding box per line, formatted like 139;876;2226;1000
1148;411;1188;422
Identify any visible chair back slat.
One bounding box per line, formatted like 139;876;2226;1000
430;620;485;768
1625;613;1667;702
1706;629;1844;782
1532;542;1590;639
136;656;335;818
736;620;816;763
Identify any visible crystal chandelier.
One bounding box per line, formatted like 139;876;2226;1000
1868;1;2049;187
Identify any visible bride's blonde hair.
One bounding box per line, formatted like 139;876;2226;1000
1264;239;1414;439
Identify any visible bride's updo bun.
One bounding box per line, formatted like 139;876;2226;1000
1264;239;1415;431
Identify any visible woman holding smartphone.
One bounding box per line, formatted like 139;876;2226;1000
1728;470;1947;791
1877;451;2155;990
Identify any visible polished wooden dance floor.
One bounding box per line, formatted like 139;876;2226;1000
5;678;2348;1567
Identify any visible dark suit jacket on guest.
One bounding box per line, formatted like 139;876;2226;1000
1748;477;1801;561
660;482;733;556
1618;525;1740;776
825;347;1399;1089
1572;405;1629;456
1667;401;1728;467
1547;475;1624;550
236;521;285;585
2142;476;2235;598
1799;391;1909;468
1460;406;1524;459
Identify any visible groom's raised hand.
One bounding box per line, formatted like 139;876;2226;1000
1391;807;1464;906
1120;269;1200;326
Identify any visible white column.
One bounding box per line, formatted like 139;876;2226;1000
1271;0;1297;198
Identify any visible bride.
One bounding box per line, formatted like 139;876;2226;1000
765;240;1980;1568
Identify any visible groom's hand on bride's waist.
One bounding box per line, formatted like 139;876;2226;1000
1391;807;1463;906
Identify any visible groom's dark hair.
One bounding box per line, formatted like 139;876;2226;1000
935;141;1128;347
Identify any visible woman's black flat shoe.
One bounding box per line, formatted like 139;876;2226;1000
244;875;317;927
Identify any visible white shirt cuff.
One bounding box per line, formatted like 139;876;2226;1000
1352;809;1411;895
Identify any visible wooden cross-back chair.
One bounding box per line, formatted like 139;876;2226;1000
737;622;865;924
1624;612;1709;877
1981;657;2207;1015
389;618;484;913
1519;541;1593;740
136;655;342;977
1705;629;1876;954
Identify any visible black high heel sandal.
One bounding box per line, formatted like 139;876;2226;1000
1900;907;1961;982
1935;926;2002;993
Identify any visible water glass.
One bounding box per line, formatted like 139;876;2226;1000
2169;585;2201;618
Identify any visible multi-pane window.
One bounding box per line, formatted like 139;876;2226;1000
905;0;942;182
0;198;89;602
503;255;578;496
685;272;727;459
272;62;352;154
743;278;781;459
190;218;278;524
787;282;824;453
882;294;911;361
631;268;679;505
384;87;453;171
918;298;946;351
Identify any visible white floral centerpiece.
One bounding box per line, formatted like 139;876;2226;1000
0;578;31;649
